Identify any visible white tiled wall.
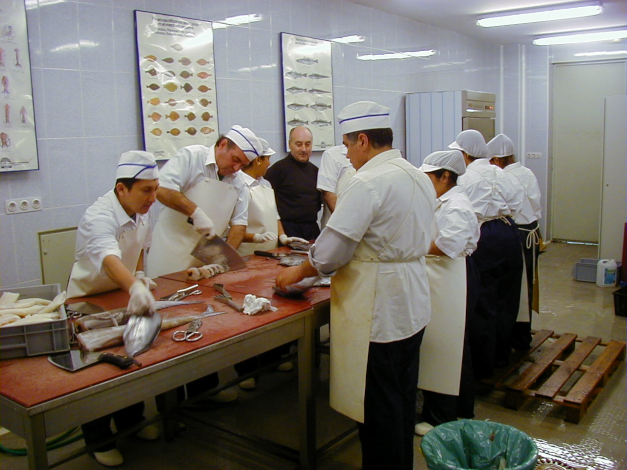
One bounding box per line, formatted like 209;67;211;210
0;0;517;287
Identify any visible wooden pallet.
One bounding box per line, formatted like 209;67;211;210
485;329;625;423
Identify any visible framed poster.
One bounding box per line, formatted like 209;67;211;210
281;33;334;152
135;11;219;160
0;0;39;172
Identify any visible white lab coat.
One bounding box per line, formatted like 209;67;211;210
504;163;542;225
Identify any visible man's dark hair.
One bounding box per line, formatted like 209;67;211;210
429;168;458;185
114;178;138;195
345;128;393;149
215;135;238;150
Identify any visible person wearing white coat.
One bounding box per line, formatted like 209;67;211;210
66;151;161;467
488;134;542;350
277;101;436;470
316;144;355;227
415;150;480;436
452;130;524;380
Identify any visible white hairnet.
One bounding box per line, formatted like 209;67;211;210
419;150;466;176
487;134;515;158
449;129;489;159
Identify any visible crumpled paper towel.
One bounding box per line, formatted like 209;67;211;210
242;294;277;315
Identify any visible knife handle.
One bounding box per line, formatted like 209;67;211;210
98;353;136;369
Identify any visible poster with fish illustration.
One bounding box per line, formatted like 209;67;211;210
135;11;219;160
0;0;39;172
281;33;334;151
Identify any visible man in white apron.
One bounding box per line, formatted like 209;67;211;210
487;134;542;351
66;150;160;467
147;125;262;404
146;125;263;278
276;101;436;470
415;150;480;436
316;144;355;228
453;130;524;380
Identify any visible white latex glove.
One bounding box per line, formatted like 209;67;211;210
190;207;216;239
128;280;156;316
279;234;309;245
253;231;278;243
200;263;227;278
134;270;157;290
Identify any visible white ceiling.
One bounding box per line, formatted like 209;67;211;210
347;0;627;45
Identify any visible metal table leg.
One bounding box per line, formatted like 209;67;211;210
25;413;48;470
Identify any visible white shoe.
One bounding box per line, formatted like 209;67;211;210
208;389;238;403
276;361;294;372
93;448;124;467
135;423;160;441
239;378;257;390
414;422;434;436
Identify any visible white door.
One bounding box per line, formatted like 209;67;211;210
551;61;626;242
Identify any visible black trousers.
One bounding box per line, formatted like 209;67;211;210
421;256;480;425
512;221;540;350
469;218;523;379
281;220;320;241
358;328;425;470
82;402;145;452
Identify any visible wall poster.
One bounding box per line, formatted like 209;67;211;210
281;33;334;152
0;0;39;172
135;11;219;160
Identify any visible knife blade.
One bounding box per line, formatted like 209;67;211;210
48;350;137;372
191;236;247;271
254;250;287;258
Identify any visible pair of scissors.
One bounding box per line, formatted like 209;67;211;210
172;319;203;342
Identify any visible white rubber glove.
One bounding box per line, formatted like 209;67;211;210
279;234;309;245
128;280;156;316
134;270;157;290
253;232;278;243
190;207;216;239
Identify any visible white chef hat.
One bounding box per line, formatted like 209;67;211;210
225;125;263;161
449;129;489;159
487;134;515;158
258;138;276;157
116;151;158;180
419;150;466;176
337;101;390;134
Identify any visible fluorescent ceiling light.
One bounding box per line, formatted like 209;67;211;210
574;50;627;56
533;29;627;45
213;14;262;29
358;50;435;61
478;2;602;28
332;35;365;44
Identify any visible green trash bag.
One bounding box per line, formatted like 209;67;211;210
420;420;537;470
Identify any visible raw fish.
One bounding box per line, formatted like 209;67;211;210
180;70;193;79
123;313;162;357
150;128;163;136
198;85;211;93
164;82;179;92
146;83;160;91
180;57;191;66
148;112;162;122
196;58;209;66
184;112;196;121
182;83;193;92
197;72;211;79
201;112;212;121
185;127;197;135
168;128;181;136
148;97;161;105
199;99;211;107
166;111;180;121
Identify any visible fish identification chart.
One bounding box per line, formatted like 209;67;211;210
135;11;219;160
0;0;39;172
281;33;334;151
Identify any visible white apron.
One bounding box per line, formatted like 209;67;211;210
516;255;531;322
67;221;149;298
329;241;379;423
418;256;466;395
237;184;279;257
146;178;237;278
320;168;356;228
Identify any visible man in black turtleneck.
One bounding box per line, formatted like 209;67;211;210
265;126;323;241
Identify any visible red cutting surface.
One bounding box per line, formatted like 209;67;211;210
0;259;329;408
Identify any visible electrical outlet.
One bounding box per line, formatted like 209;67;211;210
5;197;42;214
526;152;542;159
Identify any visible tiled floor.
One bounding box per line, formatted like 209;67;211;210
1;242;625;469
